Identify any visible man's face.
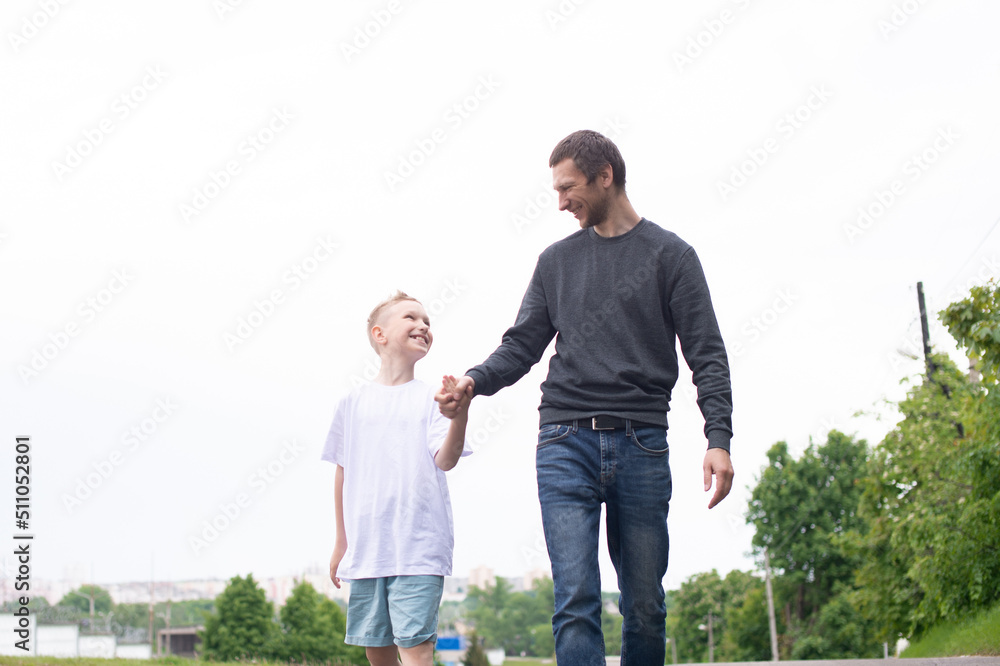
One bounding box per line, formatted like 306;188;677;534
552;158;611;229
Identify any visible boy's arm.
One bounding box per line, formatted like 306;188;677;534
434;412;468;471
329;464;347;588
435;376;470;471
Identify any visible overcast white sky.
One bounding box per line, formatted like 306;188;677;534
2;0;999;596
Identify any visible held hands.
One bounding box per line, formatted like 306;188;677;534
434;375;474;419
703;447;734;509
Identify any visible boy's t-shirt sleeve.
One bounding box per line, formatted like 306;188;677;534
321;395;348;466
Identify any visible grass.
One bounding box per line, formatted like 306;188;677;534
902;602;1000;657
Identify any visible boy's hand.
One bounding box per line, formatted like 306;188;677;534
435;375;474;419
329;545;346;588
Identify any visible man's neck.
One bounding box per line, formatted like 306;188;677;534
592;197;641;238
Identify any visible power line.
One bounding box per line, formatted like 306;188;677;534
941;215;1000;292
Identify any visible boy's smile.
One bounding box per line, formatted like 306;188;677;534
376;300;433;359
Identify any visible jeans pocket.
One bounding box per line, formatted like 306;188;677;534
537;424;572;448
629;427;669;455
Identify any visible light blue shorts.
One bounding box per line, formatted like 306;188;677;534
345;575;443;648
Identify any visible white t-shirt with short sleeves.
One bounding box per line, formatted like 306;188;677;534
321;379;471;580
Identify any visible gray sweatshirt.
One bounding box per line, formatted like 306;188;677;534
466;218;733;451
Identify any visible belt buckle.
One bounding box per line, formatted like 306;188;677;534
592;416;614;430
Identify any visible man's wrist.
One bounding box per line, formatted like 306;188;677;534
707;430;731;452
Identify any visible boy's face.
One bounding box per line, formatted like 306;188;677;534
372;300;432;361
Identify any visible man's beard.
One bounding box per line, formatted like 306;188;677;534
582;193;610;228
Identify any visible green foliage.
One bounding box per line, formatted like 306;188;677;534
668;569;760;663
746;431;870;624
465;576;553;655
57;585;114;615
940;279;1000;385
851;353;1000;641
199;574;278;661
270;579;365;664
601;605;623;655
718;581;778;662
901;599;1000;657
789;586;880;659
462;632;491;666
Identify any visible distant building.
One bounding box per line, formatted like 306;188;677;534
468;565;495;589
157;626;202;658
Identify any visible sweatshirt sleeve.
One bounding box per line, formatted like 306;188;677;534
669;248;734;451
466;261;557;397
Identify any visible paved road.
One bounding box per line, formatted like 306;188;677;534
515;657;1000;666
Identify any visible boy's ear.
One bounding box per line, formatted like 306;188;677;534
371;324;386;347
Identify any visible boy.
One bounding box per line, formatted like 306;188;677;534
323;291;472;666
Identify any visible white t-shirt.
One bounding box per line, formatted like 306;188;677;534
321;379;471;580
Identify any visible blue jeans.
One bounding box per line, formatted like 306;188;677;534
536;421;671;665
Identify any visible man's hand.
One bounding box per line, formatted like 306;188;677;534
704;448;734;509
435;375;475;419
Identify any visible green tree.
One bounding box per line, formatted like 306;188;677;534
200;574;278;661
718;582;781;662
789;585;880;659
462;632;490;666
670;570;757;663
851;353;1000;641
940;279;1000;384
272;579;362;664
465;576;553;655
746;431;870;626
57;585;113;616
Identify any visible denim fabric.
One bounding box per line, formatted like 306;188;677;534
345;575;443;648
536;421;671;665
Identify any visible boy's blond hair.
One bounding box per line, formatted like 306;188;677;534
367;290;420;354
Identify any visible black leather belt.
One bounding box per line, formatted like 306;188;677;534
553;416;660;430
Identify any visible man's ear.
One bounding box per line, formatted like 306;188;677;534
597;163;614;189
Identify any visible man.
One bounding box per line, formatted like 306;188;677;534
437;130;733;664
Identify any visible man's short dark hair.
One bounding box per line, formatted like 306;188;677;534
549;130;626;190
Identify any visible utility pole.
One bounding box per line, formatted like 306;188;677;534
917;282;934;378
764;548;779;661
707;611;715;663
148;556;154;655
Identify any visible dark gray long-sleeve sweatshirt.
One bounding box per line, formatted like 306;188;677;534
466;218;733;451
